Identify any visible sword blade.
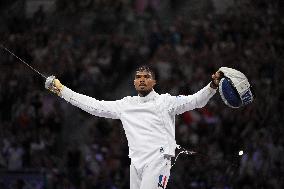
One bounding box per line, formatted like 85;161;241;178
0;44;47;79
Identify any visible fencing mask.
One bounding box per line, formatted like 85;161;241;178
218;67;254;108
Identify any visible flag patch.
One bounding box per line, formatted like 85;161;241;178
158;175;168;189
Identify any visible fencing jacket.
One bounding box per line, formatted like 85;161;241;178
60;83;216;169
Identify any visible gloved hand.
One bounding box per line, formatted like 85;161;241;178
210;71;224;89
45;76;64;96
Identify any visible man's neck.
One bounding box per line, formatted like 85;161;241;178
138;90;152;97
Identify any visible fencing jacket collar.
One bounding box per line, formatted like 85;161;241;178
138;90;158;103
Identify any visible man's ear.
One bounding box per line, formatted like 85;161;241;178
152;79;156;87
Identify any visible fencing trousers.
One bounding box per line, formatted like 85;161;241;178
130;154;172;189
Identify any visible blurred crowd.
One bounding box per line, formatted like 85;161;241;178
0;0;283;188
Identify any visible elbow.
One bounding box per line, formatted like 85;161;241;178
195;100;209;109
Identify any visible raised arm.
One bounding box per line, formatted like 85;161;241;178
168;71;222;115
45;77;121;119
168;84;216;115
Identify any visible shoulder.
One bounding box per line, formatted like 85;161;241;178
159;93;176;102
121;95;138;103
160;93;171;97
160;93;189;104
160;93;182;99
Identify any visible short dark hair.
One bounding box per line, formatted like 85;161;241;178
135;65;156;79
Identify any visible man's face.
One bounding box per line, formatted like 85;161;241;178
134;71;156;94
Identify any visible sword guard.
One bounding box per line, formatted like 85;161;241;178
45;76;61;96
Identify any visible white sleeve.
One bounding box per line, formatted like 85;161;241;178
168;83;216;115
60;86;121;119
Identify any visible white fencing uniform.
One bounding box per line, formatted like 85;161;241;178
60;83;216;189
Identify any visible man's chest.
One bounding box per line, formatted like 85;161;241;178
120;99;167;127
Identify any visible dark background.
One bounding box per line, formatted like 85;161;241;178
0;0;283;188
